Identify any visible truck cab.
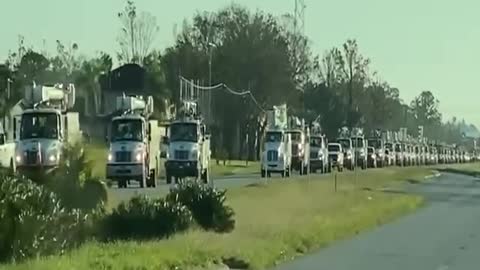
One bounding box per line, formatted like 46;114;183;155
261;130;292;178
287;129;310;175
165;118;210;184
106;94;160;188
15;83;81;180
328;143;344;172
385;142;396;166
337;138;354;170
309;134;329;173
352;136;367;169
368;138;386;167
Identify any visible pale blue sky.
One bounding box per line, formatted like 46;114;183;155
1;0;478;126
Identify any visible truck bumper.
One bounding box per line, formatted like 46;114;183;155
17;165;57;180
165;160;199;177
262;162;286;172
310;159;324;169
106;163;144;181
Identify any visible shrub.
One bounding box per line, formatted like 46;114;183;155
101;195;193;240
0;175;96;263
166;182;235;233
47;144;107;210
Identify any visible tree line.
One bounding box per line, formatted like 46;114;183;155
0;1;474;160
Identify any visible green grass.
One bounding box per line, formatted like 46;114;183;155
2;167;434;270
84;142;259;179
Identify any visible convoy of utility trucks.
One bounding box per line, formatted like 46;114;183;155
0;83;478;188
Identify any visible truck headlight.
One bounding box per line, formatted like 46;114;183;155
108;153;113;162
15;154;22;163
135;152;143;162
49;154;57;162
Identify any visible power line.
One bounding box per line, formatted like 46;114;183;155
179;76;265;112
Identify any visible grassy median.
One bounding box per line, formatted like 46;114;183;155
2;167;434;270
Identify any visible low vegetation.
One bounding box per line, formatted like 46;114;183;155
1;166;435;270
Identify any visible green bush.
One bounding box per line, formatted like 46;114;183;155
101;195;193;240
47;144;107;210
166;182;235;233
0;175;96;263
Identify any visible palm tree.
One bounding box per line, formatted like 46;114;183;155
75;53;112;115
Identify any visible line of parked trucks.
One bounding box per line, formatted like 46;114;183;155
260;104;478;177
1;86;476;187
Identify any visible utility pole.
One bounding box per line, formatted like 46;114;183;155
7;78;12;100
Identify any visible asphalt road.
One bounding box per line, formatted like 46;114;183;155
273;172;480;270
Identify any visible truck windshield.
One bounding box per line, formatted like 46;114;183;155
288;131;302;143
395;144;401;152
170;123;198;142
266;131;282;142
385;143;393;150
20;112;59;139
311;137;323;147
353;138;364;147
338;139;351;149
111;119;143;142
368;139;381;149
328;144;340;152
368;147;374;153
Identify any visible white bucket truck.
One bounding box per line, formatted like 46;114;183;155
164;100;211;184
309;121;330;174
287;116;310;175
106;94;161;188
15;83;81;179
261;104;292;178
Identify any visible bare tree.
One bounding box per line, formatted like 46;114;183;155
117;1;159;64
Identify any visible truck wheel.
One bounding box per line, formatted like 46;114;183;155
281;170;286;178
267;171;271;178
261;170;266;178
201;169;209;184
286;167;291;177
9;159;15;176
304;165;309;175
166;173;172;184
139;178;144;188
148;169;156;188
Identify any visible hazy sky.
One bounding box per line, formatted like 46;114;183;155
0;0;478;126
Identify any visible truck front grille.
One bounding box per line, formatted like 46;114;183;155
310;152;318;159
25;151;38;165
174;150;189;160
115;151;132;162
329;154;338;162
267;150;278;161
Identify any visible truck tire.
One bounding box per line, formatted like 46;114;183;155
261;169;266;178
148;169;156;188
201;168;209;184
9;159;15;176
286;167;291;177
166;173;172;184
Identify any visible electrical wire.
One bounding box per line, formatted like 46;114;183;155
180;76;265;112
